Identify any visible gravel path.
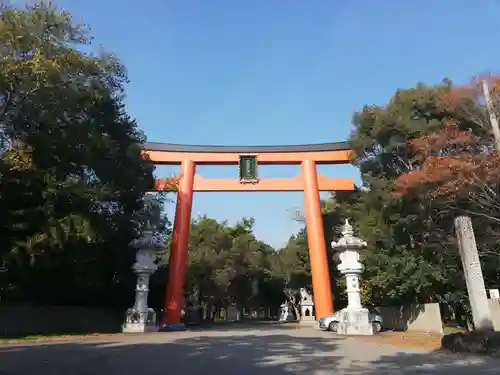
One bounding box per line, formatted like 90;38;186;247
1;324;499;374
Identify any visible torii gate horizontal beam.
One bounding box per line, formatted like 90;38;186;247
142;142;352;165
154;175;354;192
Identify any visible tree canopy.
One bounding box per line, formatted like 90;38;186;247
332;78;500;327
0;2;155;307
154;216;303;317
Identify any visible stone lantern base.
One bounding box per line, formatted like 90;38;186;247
122;322;159;333
299;288;316;325
122;308;158;333
299;304;316;324
337;307;373;336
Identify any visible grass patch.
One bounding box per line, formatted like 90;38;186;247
356;331;443;350
0;332;105;344
443;324;465;335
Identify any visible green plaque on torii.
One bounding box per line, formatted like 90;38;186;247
239;155;258;182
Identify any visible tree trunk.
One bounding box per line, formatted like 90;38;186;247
291;303;300;320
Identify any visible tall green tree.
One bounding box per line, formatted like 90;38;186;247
343;83;466;307
0;2;155;307
268;228;310;316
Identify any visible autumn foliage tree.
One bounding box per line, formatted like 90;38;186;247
439;76;500;140
394;123;500;200
395;77;500;227
389;78;500;329
336;81;500;329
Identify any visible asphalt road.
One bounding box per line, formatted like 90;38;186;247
1;324;499;374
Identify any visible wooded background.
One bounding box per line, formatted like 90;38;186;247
2;2;500;333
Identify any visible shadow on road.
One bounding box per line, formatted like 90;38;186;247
347;349;500;374
0;332;342;375
1;327;500;374
187;320;300;332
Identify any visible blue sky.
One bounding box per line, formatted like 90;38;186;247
46;0;500;247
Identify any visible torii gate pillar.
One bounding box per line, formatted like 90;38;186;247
302;159;334;319
162;159;195;325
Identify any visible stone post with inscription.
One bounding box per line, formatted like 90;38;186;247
454;216;493;331
331;219;373;335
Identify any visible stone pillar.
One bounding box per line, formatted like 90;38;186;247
454;216;493;331
345;273;362;309
134;274;152;314
301;159;334;319
331;219;373;336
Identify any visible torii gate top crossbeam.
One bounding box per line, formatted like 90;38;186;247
143;142;351;165
143;141;354;192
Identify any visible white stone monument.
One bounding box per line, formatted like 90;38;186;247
122;223;164;333
331;219;373;336
299;288;315;324
279;302;289;321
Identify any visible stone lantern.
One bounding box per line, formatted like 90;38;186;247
122;221;164;333
299;288;315;324
331;219;373;335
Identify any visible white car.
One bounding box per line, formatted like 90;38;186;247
318;307;383;333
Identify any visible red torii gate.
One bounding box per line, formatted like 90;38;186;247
142;142;354;326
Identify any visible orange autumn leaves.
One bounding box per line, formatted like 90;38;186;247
154;176;179;192
394;78;500;199
140;152;179;192
394;124;500;198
